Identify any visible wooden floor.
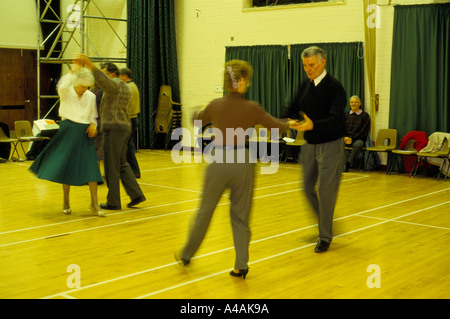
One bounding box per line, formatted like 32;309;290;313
0;149;449;299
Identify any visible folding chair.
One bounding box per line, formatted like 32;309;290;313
387;138;418;175
364;129;397;172
0;126;20;161
153;85;182;150
282;130;306;163
249;125;287;161
411;137;450;181
344;143;366;171
14;120;50;160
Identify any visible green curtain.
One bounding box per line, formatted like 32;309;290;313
289;42;365;112
390;4;450;139
226;43;364;118
225;45;288;117
127;0;180;149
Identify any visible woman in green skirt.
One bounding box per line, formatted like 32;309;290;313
30;63;105;217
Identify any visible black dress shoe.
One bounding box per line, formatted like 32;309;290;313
127;195;146;208
229;269;249;279
344;162;350;172
314;240;330;253
174;252;190;266
100;203;122;210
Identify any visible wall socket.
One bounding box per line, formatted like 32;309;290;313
215;86;223;93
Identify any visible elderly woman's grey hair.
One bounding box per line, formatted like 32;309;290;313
72;67;95;87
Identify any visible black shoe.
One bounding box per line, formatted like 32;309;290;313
127;195;146;208
174;252;190;266
344;162;350;172
229;269;249;279
314;240;330;253
100;203;122;210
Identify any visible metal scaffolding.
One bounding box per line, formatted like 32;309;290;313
37;0;127;119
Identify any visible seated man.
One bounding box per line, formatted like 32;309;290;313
344;95;370;172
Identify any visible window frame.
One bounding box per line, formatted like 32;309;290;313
242;0;346;11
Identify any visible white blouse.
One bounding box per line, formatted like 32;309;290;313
57;73;98;127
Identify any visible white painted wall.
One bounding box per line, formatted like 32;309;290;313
175;0;366;146
0;0;41;49
174;0;444;152
60;0;127;69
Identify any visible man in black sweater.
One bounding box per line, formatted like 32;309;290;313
285;46;347;253
344;95;371;172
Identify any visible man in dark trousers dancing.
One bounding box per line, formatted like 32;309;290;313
285;46;347;253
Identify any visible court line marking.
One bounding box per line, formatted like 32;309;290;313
1;177;309;235
0;198;198;236
1;183;319;248
138;179;306;194
0;179;299;236
135;200;450;299
0;174;369;238
0;176;439;247
141;163;205;172
138;182;202;194
40;195;450;299
357;202;450;231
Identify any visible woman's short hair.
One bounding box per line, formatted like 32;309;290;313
223;60;253;93
72;67;95;87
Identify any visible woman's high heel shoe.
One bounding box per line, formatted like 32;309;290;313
229;268;249;279
91;205;106;217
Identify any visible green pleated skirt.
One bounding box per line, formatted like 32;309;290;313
29;120;103;186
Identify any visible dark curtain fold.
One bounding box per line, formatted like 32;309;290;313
225;45;288;117
389;4;450;139
289;42;365;112
127;0;180;149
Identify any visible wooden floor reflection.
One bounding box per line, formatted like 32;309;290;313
0;149;449;299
